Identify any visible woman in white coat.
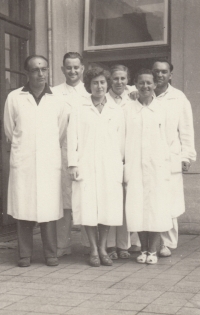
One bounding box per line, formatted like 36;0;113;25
106;64;136;260
124;69;173;264
68;67;125;267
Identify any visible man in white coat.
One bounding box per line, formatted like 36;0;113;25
152;60;196;257
52;52;89;257
4;55;69;267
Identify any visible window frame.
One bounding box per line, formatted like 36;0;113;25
84;0;169;51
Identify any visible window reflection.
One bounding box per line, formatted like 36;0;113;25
0;0;31;24
5;33;27;72
5;71;26;96
0;0;9;16
86;0;168;49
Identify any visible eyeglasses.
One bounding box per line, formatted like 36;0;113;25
29;68;49;74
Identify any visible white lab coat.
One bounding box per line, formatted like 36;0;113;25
156;84;196;218
124;98;173;232
106;90;132;109
52;82;89;209
4;87;70;222
67;96;125;226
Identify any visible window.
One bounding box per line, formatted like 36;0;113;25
0;0;31;25
84;0;168;50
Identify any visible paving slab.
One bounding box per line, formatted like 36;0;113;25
0;232;200;315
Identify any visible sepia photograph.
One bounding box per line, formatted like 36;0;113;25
0;0;199;314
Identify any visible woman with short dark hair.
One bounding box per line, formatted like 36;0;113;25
67;67;124;267
124;68;172;264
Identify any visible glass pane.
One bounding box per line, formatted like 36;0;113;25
5;33;28;72
88;0;167;47
0;0;31;24
5;71;27;96
0;0;9;16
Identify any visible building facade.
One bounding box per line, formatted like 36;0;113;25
0;0;199;233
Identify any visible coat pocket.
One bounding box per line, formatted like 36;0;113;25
10;144;20;168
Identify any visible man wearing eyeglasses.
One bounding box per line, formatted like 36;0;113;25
4;55;69;267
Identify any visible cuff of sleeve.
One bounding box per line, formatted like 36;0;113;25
181;158;190;163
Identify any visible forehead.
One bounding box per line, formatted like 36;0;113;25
152;62;170;71
64;58;82;67
91;75;106;82
28;57;47;69
137;74;154;82
111;70;127;78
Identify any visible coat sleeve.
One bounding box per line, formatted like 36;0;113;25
179;97;196;163
4;93;15;142
58;101;70;147
67;106;79;167
118;108;125;161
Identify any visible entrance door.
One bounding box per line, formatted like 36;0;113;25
0;20;32;225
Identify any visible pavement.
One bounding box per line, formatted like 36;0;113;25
0;231;200;315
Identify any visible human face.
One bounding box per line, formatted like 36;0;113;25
135;74;156;99
62;58;84;86
90;75;107;99
152;62;172;88
111;70;128;95
26;57;48;88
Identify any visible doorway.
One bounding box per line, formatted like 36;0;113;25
0;18;34;225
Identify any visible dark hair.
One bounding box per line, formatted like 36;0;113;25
63;52;83;65
84;67;111;93
134;68;156;83
24;55;48;71
152;59;174;72
110;64;130;82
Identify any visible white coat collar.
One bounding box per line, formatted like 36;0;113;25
134;98;158;112
82;96;117;116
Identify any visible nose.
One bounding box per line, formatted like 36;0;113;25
71;67;75;74
38;69;43;76
97;82;102;88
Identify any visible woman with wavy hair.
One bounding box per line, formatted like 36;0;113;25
67;67;125;267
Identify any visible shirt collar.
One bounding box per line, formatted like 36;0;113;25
22;83;52;105
92;96;107;107
109;89;124;100
155;83;171;98
22;82;52;94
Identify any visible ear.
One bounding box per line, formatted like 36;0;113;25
61;66;65;75
81;64;85;74
169;71;173;80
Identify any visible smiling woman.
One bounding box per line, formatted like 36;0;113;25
124;68;172;265
67;67;125;267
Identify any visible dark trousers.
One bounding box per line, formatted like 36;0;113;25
17;220;57;258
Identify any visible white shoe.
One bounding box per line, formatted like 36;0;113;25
136;251;148;264
57;247;71;257
146;252;158;264
159;245;171;257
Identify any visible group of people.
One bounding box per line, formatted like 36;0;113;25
4;52;196;268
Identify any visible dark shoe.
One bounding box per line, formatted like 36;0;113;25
117;249;130;259
18;257;31;267
45;257;59;266
89;255;100;267
99;254;113;266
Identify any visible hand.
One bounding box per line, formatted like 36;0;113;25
129;90;139;100
182;161;190;172
69;166;79;181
